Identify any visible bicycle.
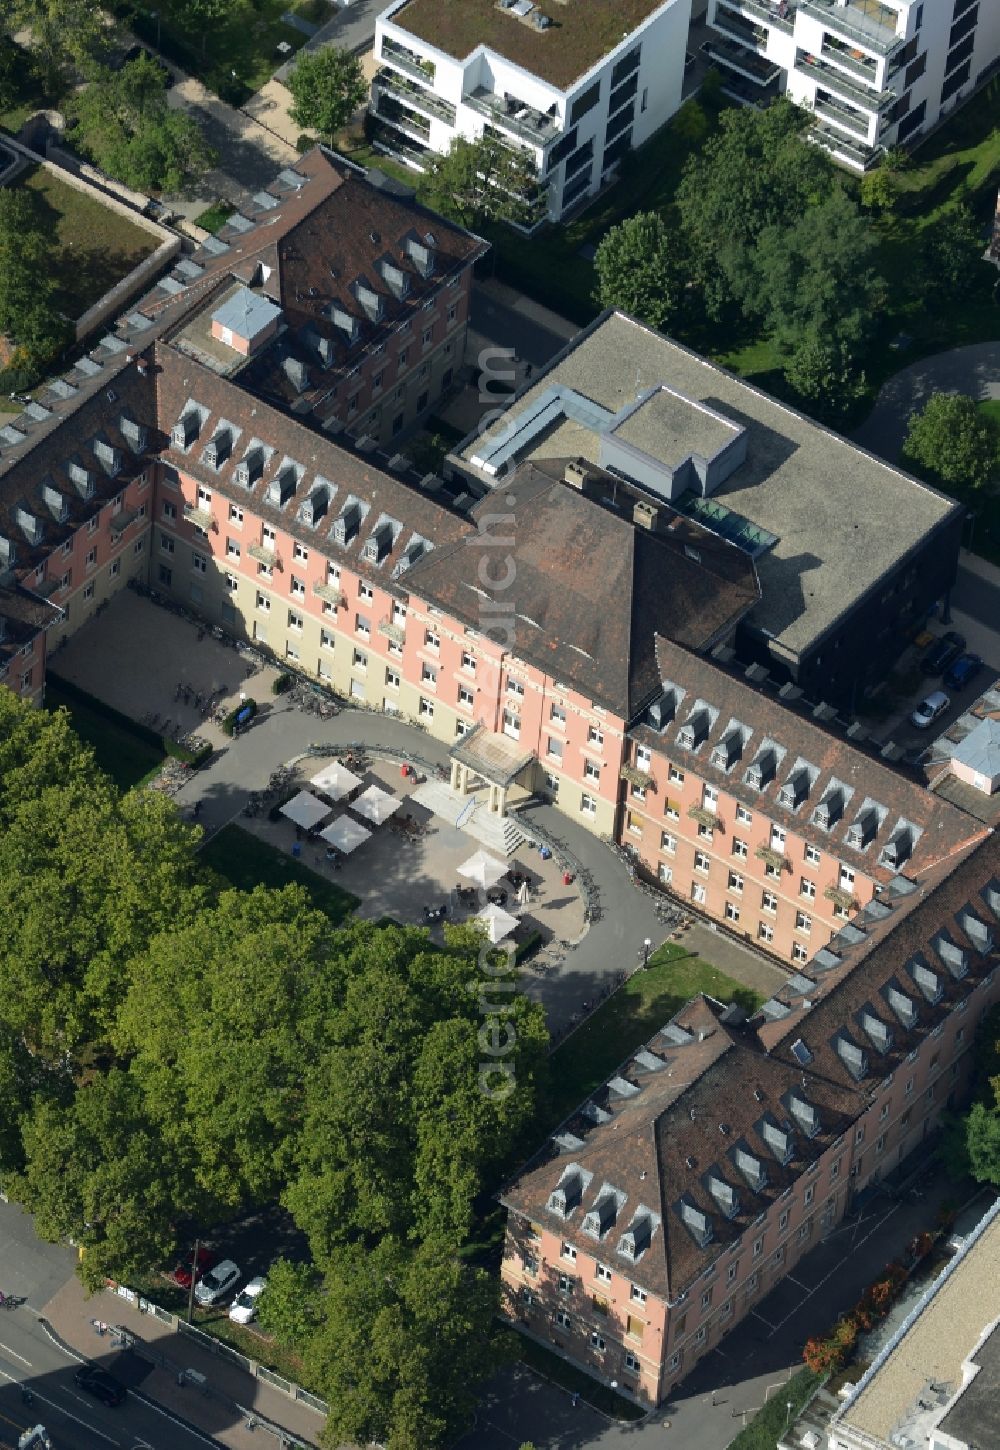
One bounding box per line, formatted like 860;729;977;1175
0;1292;24;1310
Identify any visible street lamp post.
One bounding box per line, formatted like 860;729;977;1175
642;937;652;968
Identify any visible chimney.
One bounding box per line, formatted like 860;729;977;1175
564;460;589;492
633;499;658;531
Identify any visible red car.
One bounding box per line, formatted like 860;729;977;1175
169;1247;215;1289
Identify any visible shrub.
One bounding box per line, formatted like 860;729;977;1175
514;931;543;966
295;132;314;153
221;698;257;737
272;673;293;696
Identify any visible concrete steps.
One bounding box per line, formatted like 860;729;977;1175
411;780;529;858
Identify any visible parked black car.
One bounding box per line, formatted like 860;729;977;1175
74;1365;127;1406
920;631;965;676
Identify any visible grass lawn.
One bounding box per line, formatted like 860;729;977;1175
728;1368;822;1450
194;201;236;234
201;823;359;925
546;942;763;1127
45;680;165;791
13;165;158;320
978;400;1000;428
127;0;330;103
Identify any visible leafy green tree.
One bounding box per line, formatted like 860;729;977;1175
307;1237;500;1450
860;163;898;214
69;57;217;195
12;0;108;87
782;328;868;418
287;45;367;144
902;392;1000;493
257;1257;324;1346
167;0;232;58
418;134;542;229
593;211;687;331
675;96;831;313
0;189;70;381
920;205;986;302
14;1070;195;1291
964;1099;1000;1187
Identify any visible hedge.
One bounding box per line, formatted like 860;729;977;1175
272;673;293;696
48;674;210;767
221;698;258;736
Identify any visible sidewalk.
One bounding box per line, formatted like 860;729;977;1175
41;1276;325;1448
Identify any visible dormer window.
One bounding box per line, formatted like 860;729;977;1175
778;768;810;810
761;1120;793;1165
708;1174;740;1219
120;415;147;453
42;483;69;522
68;462;94;498
298;483;331;528
957;908;993;955
171;411;200;450
235;447;265;489
745;749;776;791
362;521;393;564
879;826;913;869
677;708;710;751
788;1095;819;1138
885;984;918;1029
582;1190;621;1240
908;955;943;1005
834;1033;869;1082
354;282;384;323
859;1008;892;1055
15;507;43;545
812;789;843;830
405;234;435;278
333;502;362;547
378;258;410;298
547;1165;588;1218
846;808;878;851
93;439;122;475
266;463;299;507
933;934;969;980
678;1200;713;1249
734;1147;767;1192
329;305;360;344
202;427;233;469
710;730;742;771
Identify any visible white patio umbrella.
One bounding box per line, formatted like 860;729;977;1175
477;901;519;944
351;784;401;826
309;762;362;800
320;816;372;855
517;878;530;908
458;849;507;891
279;790;331;831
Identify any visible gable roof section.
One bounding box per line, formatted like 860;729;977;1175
634;636;985;886
407;462;759;717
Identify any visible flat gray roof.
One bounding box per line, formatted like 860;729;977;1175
211;284;282;340
461;313;959;659
613;386;739;463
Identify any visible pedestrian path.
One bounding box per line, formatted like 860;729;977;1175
42;1276;324;1448
852;340;1000;463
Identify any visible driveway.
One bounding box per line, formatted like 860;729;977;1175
852;341;1000;463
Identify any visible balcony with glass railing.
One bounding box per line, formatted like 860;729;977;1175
813;93;873;141
700;34;783;85
725;0;795;34
819;33;880;83
712;4;769;51
801;0;903;57
464;88;560;150
375;92;432;142
795;51;893;110
372;68;456;125
380;35;437;86
809;117;880;169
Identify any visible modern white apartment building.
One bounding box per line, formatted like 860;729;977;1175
370;0;692;223
704;0;1000;170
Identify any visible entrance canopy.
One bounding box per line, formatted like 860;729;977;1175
450;722;535;787
320;816;372;855
477;901;519;943
279;790;331;830
309;761;362;800
351;784;401;826
458;849;507;891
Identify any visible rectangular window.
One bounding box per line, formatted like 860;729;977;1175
580;793;597;817
555;1310;572;1331
288;610;303;632
109;559;120;579
358;581;373;603
458;685;474;708
256;591;270;612
424;628;440;651
626;1315;644;1342
661;832;677;854
584;760;601;782
658;863;673;885
229;504;243;525
587;724;603;747
762;890;778;914
83;581;95;601
694;850;710;874
503;710;521;740
792;942;809;964
804;843;821;865
162;500;177;521
691;881;706;905
561;1242;577;1262
547;736;564;761
570;78;601;125
665;800;680;821
355;614;371;639
461;651;476;673
158;564;172;587
290;575;306;599
839;865;855;891
226;538;241;559
795;911;812;934
728;871;744;893
800;878;816;899
725;901;740;923
421;662;438;686
770;825;785;850
732;838;749;859
419;696;434;719
668;765;685;784
758;921;774;943
735;804;752;824
160;532;175;554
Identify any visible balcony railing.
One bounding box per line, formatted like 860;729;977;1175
248;541;276;565
380;37;436;86
801;0;903;57
813;96;872;140
378;616;406;645
808;118;880;169
795;51;893;111
824;883;859;911
726;0;794;33
313;579;345;608
819;37;879;83
621;764;655;790
372;69;456;125
375;94;432;142
712;4;768;49
182;503;214;532
688;804;723;831
701;36;782;85
755;844;790;872
463;88;559;149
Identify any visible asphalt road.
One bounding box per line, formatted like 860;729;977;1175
0;1202;217;1450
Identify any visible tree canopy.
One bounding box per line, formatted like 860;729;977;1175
69;56;217;195
418;134;542;229
287;45;367;144
902;392;1000;494
0;189;71;384
0;687;549;1446
593;211;687;331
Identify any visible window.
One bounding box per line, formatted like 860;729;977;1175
285;640;299;661
353;648;368;670
630;1284;646;1305
795;911;812;935
803;1185;814;1207
725;901;740;923
558;1272;573;1293
227;538;241;559
839;865;855;891
85;547;97;569
550;702;566;727
624;1351;641;1374
669;765;685;785
133;539;144;556
584;760;601;783
547;736;564;762
503;710;521;739
160;532;175;555
658;864;673;885
229;504;243;525
758;921;774;944
727;1261;739;1283
736;804;752;825
804;844;821;866
732;838;749;859
587;725;604;747
595;1263;613;1284
580;793;597;817
661;832;677;854
698;822;714;841
158;564;172;586
83;582;95;601
855;1126;865;1145
626;1315;644;1341
764;861;781;881
356;614;371;639
879;1101;890;1121
421;328;433;348
665;801;680;821
190;551;206;575
359;582;373;603
458;685;474;708
779;1210;789;1231
905;1076;914;1097
109;559;120;580
424;628;440;651
421;662;438;686
555;1311;572;1331
560;1242;577;1262
691;882;706;905
320;629;335;651
461;650;476;674
694;1326;707;1346
770;825;785;850
261;523;276;550
668;1352;681;1372
728;871;744;894
702;784;718;810
800;878;816;900
695;850;710;874
419;697;434;720
288;610;303;632
254;590;270;613
762;890;778;914
876;1134;886;1155
162;500;177;521
792;942;809;964
590;1331;606;1351
290;575;305;599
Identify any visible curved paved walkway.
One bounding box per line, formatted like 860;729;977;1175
852;341;1000;463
